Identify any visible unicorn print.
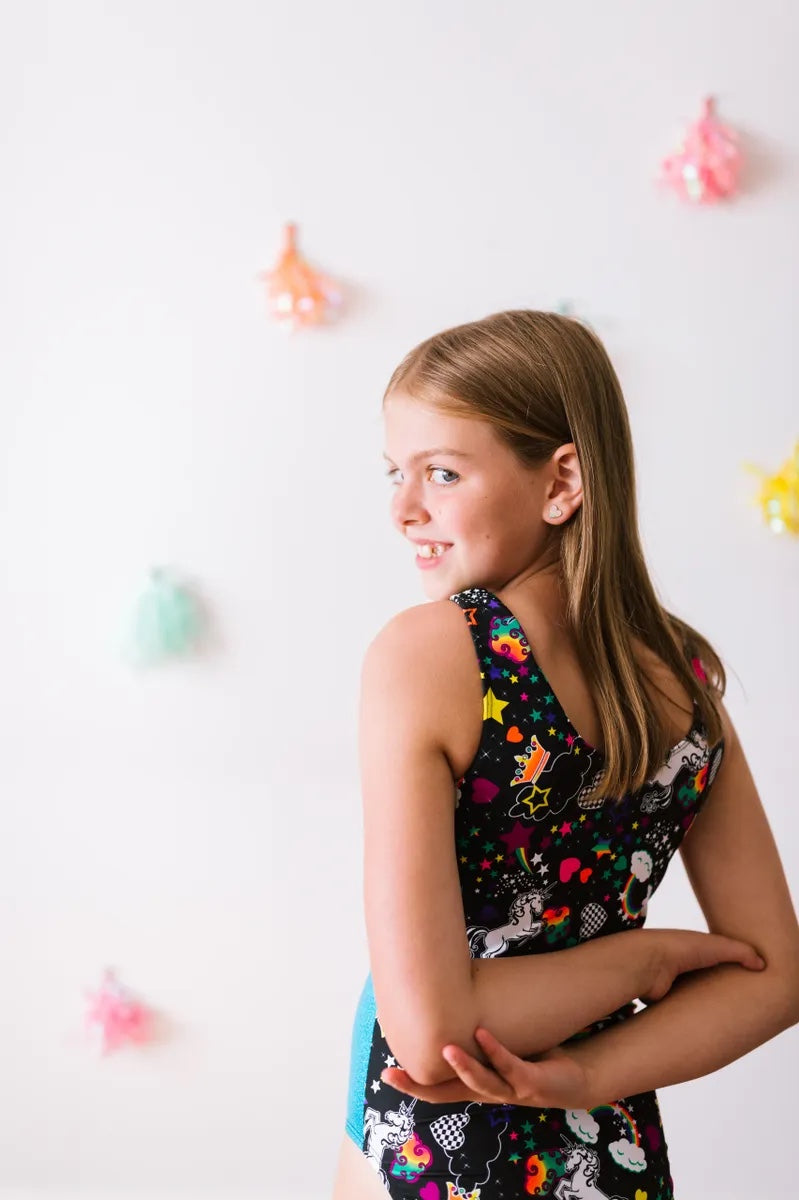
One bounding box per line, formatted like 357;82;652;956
467;882;557;957
363;1098;417;1186
553;1136;629;1200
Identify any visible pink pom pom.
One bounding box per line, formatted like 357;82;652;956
659;96;742;204
84;968;154;1055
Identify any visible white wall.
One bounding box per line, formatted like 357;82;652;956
1;2;797;1198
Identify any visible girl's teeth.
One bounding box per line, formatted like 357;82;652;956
418;543;447;558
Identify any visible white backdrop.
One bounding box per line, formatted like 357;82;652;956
1;2;797;1198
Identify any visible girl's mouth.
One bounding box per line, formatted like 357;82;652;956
415;543;452;569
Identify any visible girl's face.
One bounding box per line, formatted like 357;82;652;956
383;390;576;600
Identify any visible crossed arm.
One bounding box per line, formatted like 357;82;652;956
361;606;799;1102
383;707;799;1102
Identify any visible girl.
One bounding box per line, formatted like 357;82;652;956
333;310;799;1200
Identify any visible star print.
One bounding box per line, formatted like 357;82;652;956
370;1079;381;1093
500;821;534;854
559;822;572;835
483;687;509;723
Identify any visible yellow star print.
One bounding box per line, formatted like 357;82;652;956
483;687;509;723
520;786;553;818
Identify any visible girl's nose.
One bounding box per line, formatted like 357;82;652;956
391;487;428;526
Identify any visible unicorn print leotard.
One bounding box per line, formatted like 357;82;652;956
345;586;725;1200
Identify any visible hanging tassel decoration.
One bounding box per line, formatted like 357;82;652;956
124;567;205;665
659;96;742;204
84;968;155;1055
258;222;343;331
742;439;799;536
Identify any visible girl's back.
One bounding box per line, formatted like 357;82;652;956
340;583;723;1199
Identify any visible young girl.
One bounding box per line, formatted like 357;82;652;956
333;310;799;1200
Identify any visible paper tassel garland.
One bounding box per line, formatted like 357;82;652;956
85;969;154;1055
659;96;742;204
743;439;799;536
258;222;343;331
125;567;205;665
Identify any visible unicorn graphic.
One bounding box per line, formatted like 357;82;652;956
639;728;709;814
363;1097;417;1186
553;1135;629;1200
467;882;557;957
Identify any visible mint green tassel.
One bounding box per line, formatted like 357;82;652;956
125;568;204;665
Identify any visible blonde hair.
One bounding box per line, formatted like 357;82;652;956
384;309;726;801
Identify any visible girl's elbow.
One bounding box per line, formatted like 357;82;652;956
396;1030;455;1087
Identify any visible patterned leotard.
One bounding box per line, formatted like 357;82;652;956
345;586;725;1200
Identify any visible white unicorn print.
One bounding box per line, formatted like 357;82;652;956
553;1135;629;1200
639;728;709;814
466;882;557;957
363;1097;417;1187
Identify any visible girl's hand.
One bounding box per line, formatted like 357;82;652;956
381;1027;595;1110
643;928;766;1004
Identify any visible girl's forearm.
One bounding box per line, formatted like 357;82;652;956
569;964;799;1109
418;930;656;1084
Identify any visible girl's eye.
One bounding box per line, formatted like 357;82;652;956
384;467;459;486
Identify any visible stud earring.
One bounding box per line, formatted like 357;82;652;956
548;504;563;519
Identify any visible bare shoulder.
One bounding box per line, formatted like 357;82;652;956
680;697;799;999
364;597;472;658
361;599;483;775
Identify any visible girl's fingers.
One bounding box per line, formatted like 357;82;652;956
473;1027;535;1096
443;1047;512;1101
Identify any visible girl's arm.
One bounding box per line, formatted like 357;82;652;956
557;704;799;1107
360;606;764;1087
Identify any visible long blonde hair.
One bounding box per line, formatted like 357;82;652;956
384;309;726;800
